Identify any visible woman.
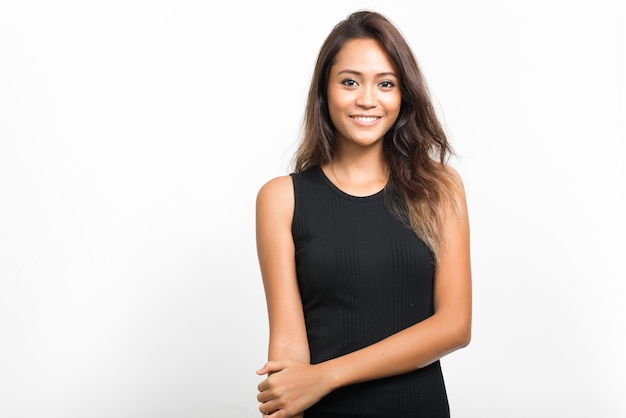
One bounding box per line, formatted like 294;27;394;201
255;10;471;418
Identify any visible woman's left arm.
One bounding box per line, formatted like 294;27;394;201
257;169;471;417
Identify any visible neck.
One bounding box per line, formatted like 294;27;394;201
327;148;388;196
332;145;387;177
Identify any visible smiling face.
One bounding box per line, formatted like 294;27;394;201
327;38;402;153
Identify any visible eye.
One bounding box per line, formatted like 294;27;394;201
341;79;359;87
379;81;395;89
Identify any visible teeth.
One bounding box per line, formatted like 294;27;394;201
353;116;378;123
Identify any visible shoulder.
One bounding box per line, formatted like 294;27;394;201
436;163;464;196
257;175;294;202
256;175;295;220
441;164;463;186
257;167;319;201
437;163;468;218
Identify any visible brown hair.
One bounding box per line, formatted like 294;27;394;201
293;10;458;259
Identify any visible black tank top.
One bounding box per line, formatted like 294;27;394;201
291;166;449;417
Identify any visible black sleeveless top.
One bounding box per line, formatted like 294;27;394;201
291;167;450;418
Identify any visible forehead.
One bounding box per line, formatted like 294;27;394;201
332;38;397;73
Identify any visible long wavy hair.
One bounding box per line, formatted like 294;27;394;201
293;10;458;259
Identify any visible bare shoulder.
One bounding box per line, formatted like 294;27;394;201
257;175;294;204
441;164;464;189
258;175;294;196
438;164;466;205
256;175;295;220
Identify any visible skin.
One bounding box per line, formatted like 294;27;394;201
255;38;472;418
324;38;401;195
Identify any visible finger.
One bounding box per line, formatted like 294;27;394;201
258;360;287;375
257;361;282;375
258;400;280;416
256;364;269;375
257;388;272;403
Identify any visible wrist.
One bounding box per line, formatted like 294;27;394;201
315;359;343;393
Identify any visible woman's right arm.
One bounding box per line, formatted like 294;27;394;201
255;176;309;416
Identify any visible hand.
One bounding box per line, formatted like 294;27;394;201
256;360;330;417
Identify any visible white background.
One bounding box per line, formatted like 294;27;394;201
1;1;625;417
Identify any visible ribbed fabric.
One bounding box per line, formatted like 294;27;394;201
291;167;449;418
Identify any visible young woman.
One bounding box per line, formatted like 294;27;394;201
255;10;471;418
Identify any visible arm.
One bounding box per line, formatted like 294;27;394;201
255;176;310;417
319;168;472;382
257;169;472;417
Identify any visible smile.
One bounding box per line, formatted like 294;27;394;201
351;116;381;123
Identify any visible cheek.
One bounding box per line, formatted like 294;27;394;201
383;93;402;110
326;98;343;129
327;99;341;122
328;96;353;125
384;96;402;118
328;90;350;110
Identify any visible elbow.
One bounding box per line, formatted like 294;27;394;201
450;319;471;349
457;327;471;349
458;323;472;348
429;310;472;353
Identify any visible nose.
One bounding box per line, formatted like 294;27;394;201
355;85;377;108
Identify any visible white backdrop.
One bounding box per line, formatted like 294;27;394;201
1;1;624;417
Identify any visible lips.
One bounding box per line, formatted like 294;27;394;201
351;116;381;123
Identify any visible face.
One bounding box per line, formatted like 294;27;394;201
327;38;401;152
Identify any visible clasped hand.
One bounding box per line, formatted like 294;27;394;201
256;360;330;417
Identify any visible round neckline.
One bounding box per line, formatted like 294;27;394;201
316;166;386;201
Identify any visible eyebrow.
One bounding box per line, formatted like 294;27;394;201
336;69;398;78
